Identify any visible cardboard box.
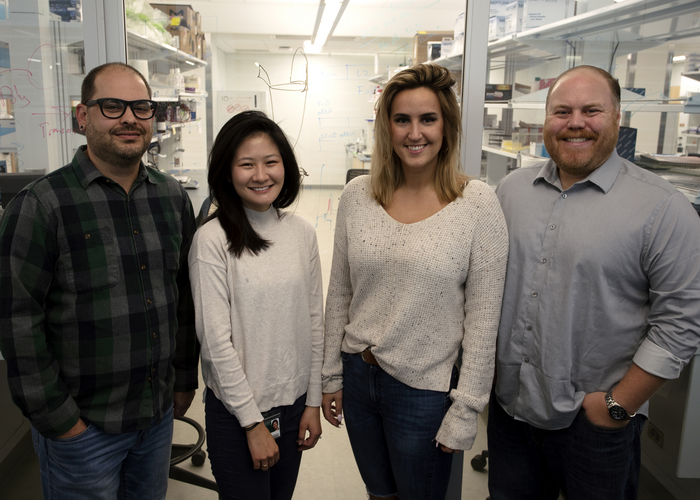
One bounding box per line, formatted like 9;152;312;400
167;25;195;55
537;77;557;90
441;38;455;57
490;0;512;17
151;3;195;29
454;11;465;37
195;33;206;60
504;0;524;36
522;0;574;31
685;53;700;73
413;31;454;64
489;16;506;40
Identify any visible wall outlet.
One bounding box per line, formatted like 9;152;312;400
647;422;664;449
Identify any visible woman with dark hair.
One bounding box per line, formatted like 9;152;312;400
189;110;323;500
321;64;509;499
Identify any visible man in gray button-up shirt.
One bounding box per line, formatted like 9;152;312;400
488;65;700;500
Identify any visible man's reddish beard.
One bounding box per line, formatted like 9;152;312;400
544;126;618;178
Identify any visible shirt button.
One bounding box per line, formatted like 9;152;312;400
524;358;530;363
526;326;533;331
141;265;146;270
532;292;538;297
562;193;568;199
134;230;139;235
85;233;91;240
152;367;156;373
541;258;547;264
152;332;157;338
550;225;556;230
148;377;152;382
147;299;153;305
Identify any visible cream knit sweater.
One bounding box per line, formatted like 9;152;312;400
189;207;324;428
322;176;508;450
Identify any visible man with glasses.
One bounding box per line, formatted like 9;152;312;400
0;62;199;499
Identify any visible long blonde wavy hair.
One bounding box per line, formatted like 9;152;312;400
370;64;468;206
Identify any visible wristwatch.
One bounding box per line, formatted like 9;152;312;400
605;389;636;421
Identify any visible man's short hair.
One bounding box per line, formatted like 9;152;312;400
81;62;152;104
545;66;621;110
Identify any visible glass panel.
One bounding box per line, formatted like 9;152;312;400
0;0;86;179
482;0;700;200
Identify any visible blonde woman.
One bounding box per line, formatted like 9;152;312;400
321;64;509;500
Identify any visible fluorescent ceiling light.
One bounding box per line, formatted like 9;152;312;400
185;60;195;65
673;55;686;62
303;40;322;54
314;1;342;47
308;0;348;51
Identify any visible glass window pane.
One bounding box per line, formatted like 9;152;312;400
0;0;86;177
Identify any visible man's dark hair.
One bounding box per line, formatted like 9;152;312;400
545;65;621;110
81;62;152;103
206;110;302;257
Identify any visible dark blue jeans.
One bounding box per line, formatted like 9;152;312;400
342;351;457;500
205;389;306;500
487;391;646;500
32;407;173;500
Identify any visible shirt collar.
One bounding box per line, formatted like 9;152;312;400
534;149;622;194
72;145;154;189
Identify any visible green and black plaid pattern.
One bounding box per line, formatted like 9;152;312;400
0;147;198;438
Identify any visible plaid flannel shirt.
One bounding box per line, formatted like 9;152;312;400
0;147;199;438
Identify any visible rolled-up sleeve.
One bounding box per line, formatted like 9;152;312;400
634;192;700;378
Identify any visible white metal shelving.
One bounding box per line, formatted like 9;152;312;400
126;29;207;70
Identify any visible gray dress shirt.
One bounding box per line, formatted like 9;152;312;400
495;150;700;430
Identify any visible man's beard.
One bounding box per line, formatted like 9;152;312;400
84;122;151;169
545;128;618;178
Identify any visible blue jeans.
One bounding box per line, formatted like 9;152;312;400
32;406;174;500
205;389;306;500
342;351;457;500
487;391;646;500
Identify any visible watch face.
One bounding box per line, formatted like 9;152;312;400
609;405;628;421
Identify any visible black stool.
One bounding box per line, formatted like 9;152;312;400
346;168;369;184
170;416;219;496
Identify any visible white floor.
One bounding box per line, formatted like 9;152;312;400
169;179;491;499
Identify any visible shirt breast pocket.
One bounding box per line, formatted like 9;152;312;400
59;227;120;293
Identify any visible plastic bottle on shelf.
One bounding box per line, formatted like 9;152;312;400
174;68;184;92
167;68;176;88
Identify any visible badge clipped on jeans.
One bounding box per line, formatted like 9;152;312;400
263;412;281;439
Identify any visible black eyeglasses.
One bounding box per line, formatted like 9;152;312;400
85;98;158;120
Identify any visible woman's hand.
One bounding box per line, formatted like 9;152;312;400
297;406;323;451
322;391;344;427
438;443;461;454
245;423;280;470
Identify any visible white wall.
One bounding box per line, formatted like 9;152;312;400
222;52;405;186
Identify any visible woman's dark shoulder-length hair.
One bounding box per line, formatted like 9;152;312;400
206;110;302;257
